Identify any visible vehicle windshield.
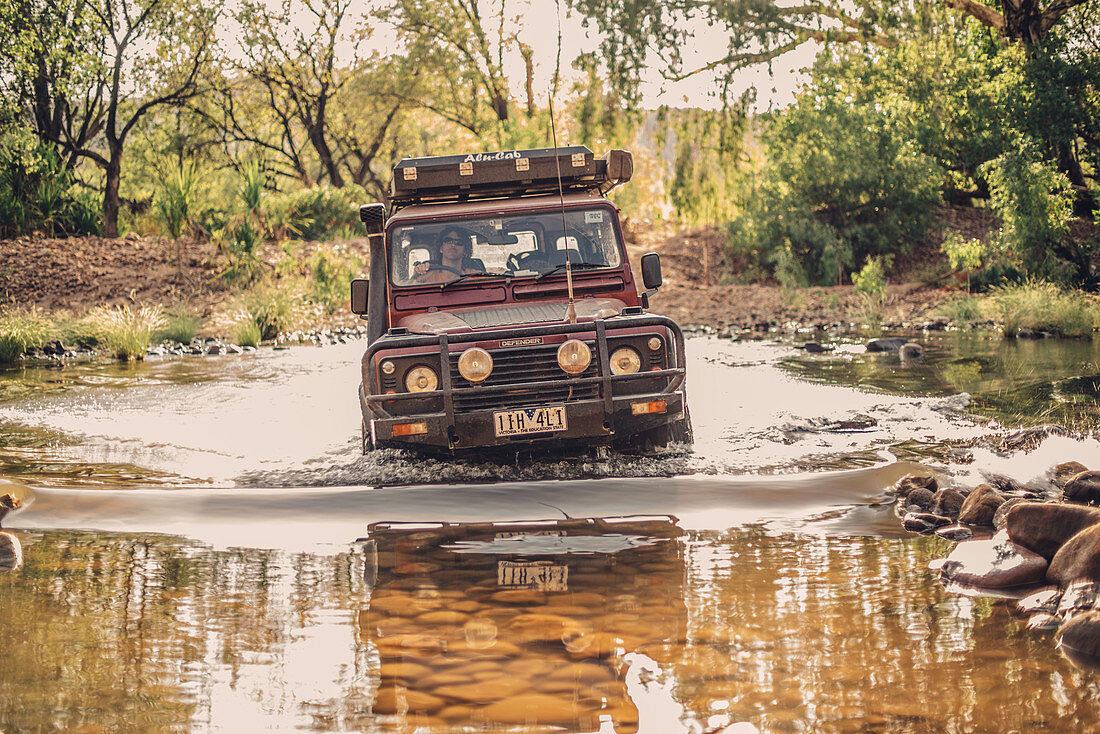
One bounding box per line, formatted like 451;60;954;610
389;206;624;286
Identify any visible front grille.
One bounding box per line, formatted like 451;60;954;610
449;342;600;411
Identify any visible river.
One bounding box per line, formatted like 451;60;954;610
2;332;1100;732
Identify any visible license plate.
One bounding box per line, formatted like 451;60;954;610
493;405;567;437
498;561;568;591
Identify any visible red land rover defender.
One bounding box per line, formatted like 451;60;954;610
350;146;691;454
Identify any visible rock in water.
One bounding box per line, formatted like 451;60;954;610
1055;462;1091;488
993;497;1026;530
937;537;1048;589
1017;586;1062;615
1005;502;1100;560
1064;471;1100;504
898;343;924;360
1058;611;1100;667
866;337;908;352
1049;525;1100;585
931;489;966;519
957;484;1005;526
935;525;974;542
0;532;22;571
889;474;938;497
902;512;952;533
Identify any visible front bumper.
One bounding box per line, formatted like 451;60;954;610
363;386;685;452
359;314;688;453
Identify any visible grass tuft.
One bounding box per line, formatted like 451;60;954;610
157;310;202;345
90;304;166;360
235;280;302;341
987;280;1097;338
936;295;988;324
232;316;262;348
0;308;52;363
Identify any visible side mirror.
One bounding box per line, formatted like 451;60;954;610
641;252;663;290
350;278;369;315
359;203;386;237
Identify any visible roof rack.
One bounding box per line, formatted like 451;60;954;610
389;146;632;210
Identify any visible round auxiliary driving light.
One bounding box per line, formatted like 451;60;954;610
381;360;396;375
404;365;439;392
647;337;662;352
609;346;642;375
458;347;493;383
557;339;592;375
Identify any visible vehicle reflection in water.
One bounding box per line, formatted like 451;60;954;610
357;515;686;731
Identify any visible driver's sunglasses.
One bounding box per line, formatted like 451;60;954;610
441;238;462;246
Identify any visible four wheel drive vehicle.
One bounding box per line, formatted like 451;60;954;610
350;145;691;455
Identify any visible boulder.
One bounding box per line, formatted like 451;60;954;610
801;342;830;354
866;338;908;352
957;484;1005;526
1055;462;1091;488
993;497;1027;530
1017;586;1062;615
0;532;21;571
1049;524;1100;585
902;487;935;513
902;512;952;533
1057;611;1100;662
1005;502;1100;560
898;343;924;360
1064;471;1100;504
1057;581;1100;618
935;524;973;542
931;489;966;519
889;474;938;498
938;537;1048;589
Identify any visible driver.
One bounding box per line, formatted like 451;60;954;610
415;228;484;283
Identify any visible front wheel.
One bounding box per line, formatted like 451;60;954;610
361;418;374;454
622;407;694;454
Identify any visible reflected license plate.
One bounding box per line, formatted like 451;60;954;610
493;405;567;437
498;561;568;591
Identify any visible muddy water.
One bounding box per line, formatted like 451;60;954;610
2;333;1100;731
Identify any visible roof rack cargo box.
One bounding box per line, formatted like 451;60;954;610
390;146;632;208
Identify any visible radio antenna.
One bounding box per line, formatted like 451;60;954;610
548;96;577;324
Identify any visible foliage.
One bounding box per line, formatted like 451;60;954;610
941;233;991;292
89;305;166;360
154;160;199;239
0;133;101;237
307;245;361;314
157;310;201;344
936;295;988;323
0;308;52;363
987;280;1096;337
980;142;1080;282
266;185;366;241
727;83;941;286
235;281;302;341
852;255;893;326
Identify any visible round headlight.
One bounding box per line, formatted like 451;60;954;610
557;339;592;375
404;365;438;392
381;360;396;375
609;346;641;375
458;347;493;383
647;337;662;352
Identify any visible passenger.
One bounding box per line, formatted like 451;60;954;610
415;228;484;283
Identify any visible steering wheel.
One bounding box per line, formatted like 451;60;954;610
426;264;463;276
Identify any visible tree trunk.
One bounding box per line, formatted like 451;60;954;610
103;147;122;237
308;124;344;188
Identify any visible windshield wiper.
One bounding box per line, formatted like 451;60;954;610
535;262;605;282
438;271;502;290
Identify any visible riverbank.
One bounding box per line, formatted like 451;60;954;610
1;225;960;346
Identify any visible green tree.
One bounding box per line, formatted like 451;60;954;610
0;0;221;237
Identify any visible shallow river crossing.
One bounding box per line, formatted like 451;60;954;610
2;333;1100;732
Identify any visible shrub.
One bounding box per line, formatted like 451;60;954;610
987;280;1096;337
264;184;366;241
154;160;198;238
852;255;893;327
979;141;1080;283
308;245;360;314
90;305;166;360
0;308;52;363
236;281;302;341
0;133;101;237
941;233;991;293
936;296;988;323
